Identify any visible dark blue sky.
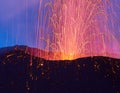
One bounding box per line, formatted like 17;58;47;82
0;0;40;48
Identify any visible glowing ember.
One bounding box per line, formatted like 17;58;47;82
33;0;120;60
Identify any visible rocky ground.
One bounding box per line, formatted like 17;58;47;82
0;46;120;93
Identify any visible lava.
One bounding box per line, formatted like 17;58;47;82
34;0;120;60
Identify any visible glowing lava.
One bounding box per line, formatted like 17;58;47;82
33;0;120;60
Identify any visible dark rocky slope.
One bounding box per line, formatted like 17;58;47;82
0;46;120;93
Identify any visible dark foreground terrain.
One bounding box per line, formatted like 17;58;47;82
0;46;120;93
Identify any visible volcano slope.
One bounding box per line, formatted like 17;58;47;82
0;45;120;93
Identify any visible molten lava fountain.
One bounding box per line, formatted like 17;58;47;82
32;0;120;60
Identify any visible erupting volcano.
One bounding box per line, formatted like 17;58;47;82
0;0;120;60
0;1;120;93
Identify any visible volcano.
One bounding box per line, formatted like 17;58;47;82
0;45;120;93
